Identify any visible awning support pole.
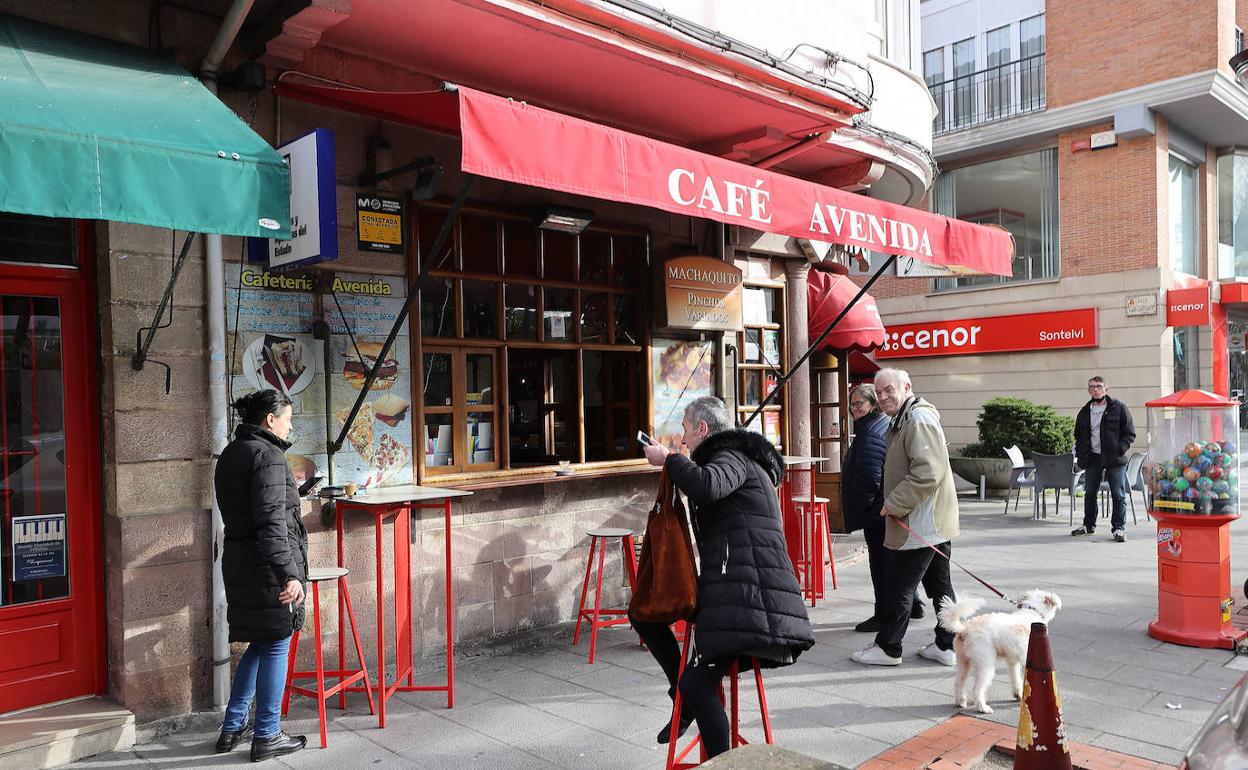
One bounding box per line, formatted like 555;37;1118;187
130;230;197;377
330;176;474;457
741;255;896;429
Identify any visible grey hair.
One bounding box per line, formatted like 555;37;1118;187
875;367;911;388
684;396;733;435
852;383;879;409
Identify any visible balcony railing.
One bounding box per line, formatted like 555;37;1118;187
928;54;1046;136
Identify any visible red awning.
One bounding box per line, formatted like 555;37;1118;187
275;83;1013;275
807;269;886;352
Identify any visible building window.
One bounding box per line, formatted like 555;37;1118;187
737;284;785;449
952;37;976;128
924;47;945;132
1169;154;1200;276
1019;14;1046;109
1174;327;1201;392
1218;151;1248;279
934;149;1060;290
413;204;646;476
0;213;76;267
985;25;1012;119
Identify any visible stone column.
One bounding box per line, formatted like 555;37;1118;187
785;261;811;491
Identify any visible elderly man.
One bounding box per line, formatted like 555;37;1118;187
640;396;814;757
851;368;959;667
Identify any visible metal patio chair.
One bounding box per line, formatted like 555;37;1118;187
1097;451;1144;526
1003;445;1035;515
1029;452;1079;522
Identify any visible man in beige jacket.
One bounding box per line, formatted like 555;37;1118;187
851;367;959;667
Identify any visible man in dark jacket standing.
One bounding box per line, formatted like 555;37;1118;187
1073;375;1136;542
641;396;814;758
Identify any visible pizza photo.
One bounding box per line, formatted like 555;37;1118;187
366;433;412;488
333;402;376;463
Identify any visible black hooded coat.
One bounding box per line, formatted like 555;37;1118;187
664;429;815;665
215;423;309;642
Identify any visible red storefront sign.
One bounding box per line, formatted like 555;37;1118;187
1166;285;1212;327
876;308;1099;359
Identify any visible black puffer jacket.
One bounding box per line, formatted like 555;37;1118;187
665;430;814;665
215;423;309;642
842;412;888;533
1075;396;1136;469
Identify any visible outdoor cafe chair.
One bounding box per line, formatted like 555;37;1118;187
1096;451;1144;527
1029;452;1079;522
1003;445;1035;515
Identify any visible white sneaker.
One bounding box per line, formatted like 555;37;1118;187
918;642;956;666
850;644;902;666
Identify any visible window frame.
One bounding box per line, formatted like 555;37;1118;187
735;281;787;451
411;201;650;483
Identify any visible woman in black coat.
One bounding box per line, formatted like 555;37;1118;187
842;384;923;632
213;390;308;762
640;396;814;758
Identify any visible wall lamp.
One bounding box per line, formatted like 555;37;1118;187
359;155;444;200
535;206;594;234
1233;50;1248;88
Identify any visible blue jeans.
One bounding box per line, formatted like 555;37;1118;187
222;636;292;740
1083;455;1127;531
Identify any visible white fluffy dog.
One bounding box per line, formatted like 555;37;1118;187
936;589;1062;714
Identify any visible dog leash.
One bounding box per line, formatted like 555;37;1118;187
888;515;1014;604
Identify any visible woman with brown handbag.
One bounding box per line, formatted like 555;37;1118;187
637;396;814;758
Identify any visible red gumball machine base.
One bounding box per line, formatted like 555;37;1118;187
1148;511;1247;650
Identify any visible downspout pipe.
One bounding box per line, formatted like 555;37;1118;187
202;0;256;712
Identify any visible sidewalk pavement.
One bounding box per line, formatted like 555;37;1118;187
74;498;1248;769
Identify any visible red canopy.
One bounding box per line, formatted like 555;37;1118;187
275;82;1014;276
806;269;886;352
1146;390;1239;407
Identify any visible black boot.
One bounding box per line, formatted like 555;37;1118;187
250;732;306;762
910;602;926;620
854;616;880;632
657;711;696;745
215;724;253;754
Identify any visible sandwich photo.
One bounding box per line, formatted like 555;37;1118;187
342;341;399;391
374;394;410;427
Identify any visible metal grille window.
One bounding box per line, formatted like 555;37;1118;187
985;25;1012;119
951;38;976;129
934;149;1060;290
1020;14;1046;110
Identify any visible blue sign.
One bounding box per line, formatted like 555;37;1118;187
13;514;67;582
250;128;338;269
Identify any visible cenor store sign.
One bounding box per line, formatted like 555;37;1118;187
1165;286;1211;327
876;308;1099;359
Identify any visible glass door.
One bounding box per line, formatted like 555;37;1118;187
0;226;104;713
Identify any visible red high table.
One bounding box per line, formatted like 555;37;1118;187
334;484;473;726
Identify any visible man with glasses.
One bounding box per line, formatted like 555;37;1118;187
1072;376;1136;542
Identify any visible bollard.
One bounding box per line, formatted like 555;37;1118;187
1014;621;1072;770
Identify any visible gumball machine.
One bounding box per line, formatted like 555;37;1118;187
1144;390;1245;649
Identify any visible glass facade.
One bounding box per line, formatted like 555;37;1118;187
1218;151;1248;279
934;149;1060;290
1170;155;1200;277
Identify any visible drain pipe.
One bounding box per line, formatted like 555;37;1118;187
202;0;256;712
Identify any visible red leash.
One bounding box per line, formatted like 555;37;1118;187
888;515;1013;604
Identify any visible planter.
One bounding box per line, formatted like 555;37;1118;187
949;456;1014;496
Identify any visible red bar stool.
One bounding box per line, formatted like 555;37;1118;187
791;496;835;605
281;566;375;748
665;625;774;770
572;527;639;663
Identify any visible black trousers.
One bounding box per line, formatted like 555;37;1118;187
631;620;733;758
874;541;955;658
863;526;925;620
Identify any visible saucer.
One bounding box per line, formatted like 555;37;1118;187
554;469;576;476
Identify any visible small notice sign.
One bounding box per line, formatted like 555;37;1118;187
356;193;404;254
13;514;67;581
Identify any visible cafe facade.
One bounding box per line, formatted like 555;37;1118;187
0;1;1011;758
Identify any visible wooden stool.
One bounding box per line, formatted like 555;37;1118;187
665;624;773;769
572;527;639;663
281;566;375;748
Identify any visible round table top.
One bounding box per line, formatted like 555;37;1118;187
307;566;349;582
586;527;634;538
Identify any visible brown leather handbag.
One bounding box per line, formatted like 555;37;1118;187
628;466;698;623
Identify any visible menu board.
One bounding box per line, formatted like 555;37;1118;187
651;338;715;452
325;273;414;488
226;265;326;486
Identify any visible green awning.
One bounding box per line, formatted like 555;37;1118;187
0;13;290;238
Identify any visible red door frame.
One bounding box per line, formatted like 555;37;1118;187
0;221;106;712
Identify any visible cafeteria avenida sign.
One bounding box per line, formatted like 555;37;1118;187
664;256;743;332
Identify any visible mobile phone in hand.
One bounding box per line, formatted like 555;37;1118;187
637;430;655;447
298;475;324;496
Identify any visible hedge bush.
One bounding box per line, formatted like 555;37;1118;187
959;397;1074;459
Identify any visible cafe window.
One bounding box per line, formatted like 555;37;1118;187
413;203;647;476
736;284;785;449
934;148;1059;290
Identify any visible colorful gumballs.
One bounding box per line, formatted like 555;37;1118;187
1186;442;1204;458
1175;453;1191;467
1206;442;1223;455
1224;441;1238;455
1160;480;1176;496
1175;478;1191;493
1212;480;1230;494
1223;453;1236;467
1197;476;1214;491
1184;487;1201;501
1184;467;1202;484
1168;464;1182;480
1195;455;1213;473
1209;465;1225;481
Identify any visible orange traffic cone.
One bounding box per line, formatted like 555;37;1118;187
1014;621;1072;770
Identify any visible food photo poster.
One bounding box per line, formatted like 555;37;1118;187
651;338;715;452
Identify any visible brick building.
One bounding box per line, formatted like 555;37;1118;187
866;0;1248;452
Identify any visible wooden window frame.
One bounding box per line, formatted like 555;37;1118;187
735;281;787;449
